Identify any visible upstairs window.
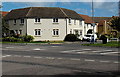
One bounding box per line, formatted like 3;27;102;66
35;18;40;23
20;19;24;24
69;18;71;24
74;19;76;25
79;20;82;25
13;19;16;25
53;18;58;23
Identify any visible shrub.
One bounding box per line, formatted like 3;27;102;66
64;34;79;42
22;35;34;42
99;35;107;40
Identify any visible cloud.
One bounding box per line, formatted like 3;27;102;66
2;0;119;2
75;8;89;15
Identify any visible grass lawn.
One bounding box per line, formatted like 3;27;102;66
82;41;120;47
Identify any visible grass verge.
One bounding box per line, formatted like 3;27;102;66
82;41;120;47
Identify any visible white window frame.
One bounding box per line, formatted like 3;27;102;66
20;19;24;25
53;29;59;36
53;18;59;24
69;18;72;24
35;29;41;36
35;18;41;23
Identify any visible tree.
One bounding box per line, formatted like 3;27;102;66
108;16;120;32
2;18;9;37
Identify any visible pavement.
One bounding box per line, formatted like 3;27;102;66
1;42;120;76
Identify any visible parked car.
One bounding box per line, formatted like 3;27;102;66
82;34;97;42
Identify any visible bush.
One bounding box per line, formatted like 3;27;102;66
22;35;34;42
99;35;107;40
64;34;79;42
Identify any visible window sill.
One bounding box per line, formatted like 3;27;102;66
20;23;24;25
52;22;59;24
52;35;59;37
34;35;41;37
34;22;41;24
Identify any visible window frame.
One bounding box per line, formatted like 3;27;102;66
35;18;41;23
34;29;41;36
53;29;59;36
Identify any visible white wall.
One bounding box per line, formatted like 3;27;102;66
27;18;66;41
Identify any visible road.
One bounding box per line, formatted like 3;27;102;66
1;42;120;76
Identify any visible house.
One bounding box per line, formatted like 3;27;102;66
79;14;97;35
0;11;9;17
4;7;84;41
93;17;118;37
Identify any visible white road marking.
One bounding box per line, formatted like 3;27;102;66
34;57;42;58
92;51;102;53
6;47;14;48
51;46;59;47
23;56;31;58
100;52;119;54
85;59;95;62
99;60;110;63
46;57;55;59
33;48;45;51
82;49;91;50
70;58;80;61
57;58;63;59
113;61;119;64
2;56;7;58
14;55;21;57
103;50;113;51
77;52;85;53
5;55;11;57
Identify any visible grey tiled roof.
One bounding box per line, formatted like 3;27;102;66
4;7;83;20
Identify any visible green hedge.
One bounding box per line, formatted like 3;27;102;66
64;34;79;42
2;35;34;42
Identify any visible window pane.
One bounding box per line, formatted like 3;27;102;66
53;29;55;35
38;18;40;22
14;19;16;23
38;29;41;35
56;18;58;22
35;18;37;22
56;30;59;35
35;29;37;35
53;18;55;22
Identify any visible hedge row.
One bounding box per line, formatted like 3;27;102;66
2;35;34;42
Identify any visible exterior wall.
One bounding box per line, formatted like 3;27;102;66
8;18;85;41
66;19;84;39
8;19;27;35
84;23;97;35
27;18;66;41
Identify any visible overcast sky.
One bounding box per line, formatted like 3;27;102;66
1;0;119;17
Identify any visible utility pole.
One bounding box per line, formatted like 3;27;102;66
91;0;95;43
118;0;120;17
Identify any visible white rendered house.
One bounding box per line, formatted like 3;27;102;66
4;7;84;41
79;14;97;35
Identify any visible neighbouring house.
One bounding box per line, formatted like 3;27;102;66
0;11;9;17
79;14;97;35
4;7;85;41
92;17;119;37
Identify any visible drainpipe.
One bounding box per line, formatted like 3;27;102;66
66;18;67;35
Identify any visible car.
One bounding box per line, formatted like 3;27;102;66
82;34;97;42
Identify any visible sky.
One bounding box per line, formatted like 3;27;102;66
1;0;119;17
